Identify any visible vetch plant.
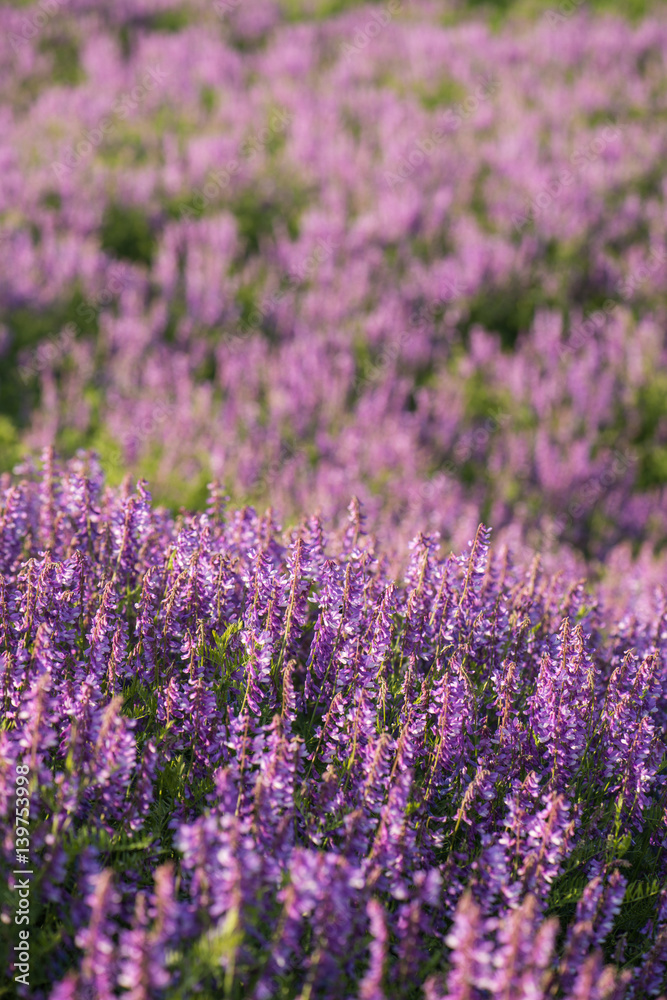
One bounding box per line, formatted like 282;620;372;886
0;458;664;997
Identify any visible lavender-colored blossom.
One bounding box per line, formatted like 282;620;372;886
0;451;666;995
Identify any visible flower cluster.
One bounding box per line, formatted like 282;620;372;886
0;456;666;997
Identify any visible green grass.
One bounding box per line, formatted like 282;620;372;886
100;204;156;267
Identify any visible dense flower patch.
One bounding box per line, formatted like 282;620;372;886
3;0;667;995
0;455;666;997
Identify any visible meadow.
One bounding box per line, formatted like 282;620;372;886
1;0;667;996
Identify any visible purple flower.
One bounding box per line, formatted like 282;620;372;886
75;869;121;1000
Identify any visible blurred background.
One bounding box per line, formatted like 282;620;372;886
2;0;667;573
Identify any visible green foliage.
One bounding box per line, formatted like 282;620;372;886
417;76;467;112
0;288;98;424
37;34;84;88
636;446;667;490
632;375;667;449
628;373;667;488
100;203;156;267
547;790;666;962
459;278;541;351
589;0;659;18
231;187;301;263
167;910;245;999
0;416;22;473
41;191;62;211
281;0;387;20
200;85;218;114
463;0;515;15
235;283;262;327
96;129;150;168
145;8;192;31
99;434;213;512
461;369;512;424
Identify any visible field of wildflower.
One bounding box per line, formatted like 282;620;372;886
1;0;667;997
